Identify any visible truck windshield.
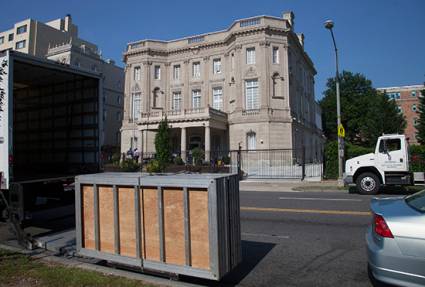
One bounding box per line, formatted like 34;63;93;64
405;190;425;213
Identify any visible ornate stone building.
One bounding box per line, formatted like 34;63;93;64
121;12;323;162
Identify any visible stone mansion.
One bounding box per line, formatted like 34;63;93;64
121;12;323;162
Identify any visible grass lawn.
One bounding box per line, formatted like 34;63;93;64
0;249;154;287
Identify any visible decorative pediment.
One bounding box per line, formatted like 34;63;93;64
244;66;258;78
131;84;141;92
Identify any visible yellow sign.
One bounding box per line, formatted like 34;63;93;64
338;124;345;138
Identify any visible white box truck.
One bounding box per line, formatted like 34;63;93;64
0;51;103;246
344;134;415;194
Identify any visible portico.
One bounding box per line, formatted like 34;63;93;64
136;107;228;162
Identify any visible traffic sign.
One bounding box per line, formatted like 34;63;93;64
338;124;345;138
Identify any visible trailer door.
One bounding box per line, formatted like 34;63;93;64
0;52;11;189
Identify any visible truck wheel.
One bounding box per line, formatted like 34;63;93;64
356;172;380;195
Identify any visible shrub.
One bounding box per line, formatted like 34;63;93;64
111;152;121;165
410;145;425;172
222;155;231;165
146;159;162;173
154;118;171;172
174;156;184;165
119;159;140;172
192;147;205;166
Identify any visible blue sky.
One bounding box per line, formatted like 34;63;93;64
1;0;424;99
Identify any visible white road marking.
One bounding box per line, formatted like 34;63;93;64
278;197;362;202
242;232;290;239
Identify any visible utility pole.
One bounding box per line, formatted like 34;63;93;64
325;20;344;186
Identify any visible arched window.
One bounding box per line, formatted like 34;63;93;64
247;131;256;150
153;87;161;108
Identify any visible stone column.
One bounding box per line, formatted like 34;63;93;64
181;127;187;162
205;125;211;162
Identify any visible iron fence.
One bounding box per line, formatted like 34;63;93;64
121;146;323;180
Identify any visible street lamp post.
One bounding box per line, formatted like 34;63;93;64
325;20;344;186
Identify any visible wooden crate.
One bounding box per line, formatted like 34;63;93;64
75;173;241;280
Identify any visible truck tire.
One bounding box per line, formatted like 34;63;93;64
356;172;380;195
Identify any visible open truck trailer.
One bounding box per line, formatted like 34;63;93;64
0;51;102;247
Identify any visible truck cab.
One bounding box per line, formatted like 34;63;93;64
344;134;412;194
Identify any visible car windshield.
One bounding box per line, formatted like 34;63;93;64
405;190;425;213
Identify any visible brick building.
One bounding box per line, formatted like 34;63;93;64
377;84;425;144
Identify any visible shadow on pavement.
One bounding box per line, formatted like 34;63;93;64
348;185;423;196
180;240;275;286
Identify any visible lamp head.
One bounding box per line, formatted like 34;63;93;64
324;20;334;30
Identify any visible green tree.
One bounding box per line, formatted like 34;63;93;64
320;71;406;147
416;90;425;144
154;117;171;172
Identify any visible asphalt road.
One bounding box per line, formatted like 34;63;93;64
188;190;402;287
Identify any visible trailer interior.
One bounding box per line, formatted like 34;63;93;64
1;52;101;246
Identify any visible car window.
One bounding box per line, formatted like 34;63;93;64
406;190;425;213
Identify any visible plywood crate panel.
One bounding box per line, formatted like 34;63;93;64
75;173;241;281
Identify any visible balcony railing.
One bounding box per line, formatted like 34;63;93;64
138;107;227;122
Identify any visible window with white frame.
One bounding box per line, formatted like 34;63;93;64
246;47;256;64
272;47;279;64
131;92;141;120
411;91;417;97
245;79;259;110
173;65;180;80
213;58;221;74
172;91;182;111
192;90;201;108
154;65;161;80
412;104;417;112
192;62;201;78
247;132;256;150
15;40;25;49
134;66;141;81
212;87;223;110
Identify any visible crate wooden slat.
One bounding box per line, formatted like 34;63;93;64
75;173;241;280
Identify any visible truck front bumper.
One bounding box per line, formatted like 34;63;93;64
343;173;353;185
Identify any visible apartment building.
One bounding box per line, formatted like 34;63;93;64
377;84;425;144
0;15;124;147
121;12;323;162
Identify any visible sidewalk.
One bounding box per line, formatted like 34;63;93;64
239;179;346;192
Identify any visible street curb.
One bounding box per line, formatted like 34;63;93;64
0;243;204;287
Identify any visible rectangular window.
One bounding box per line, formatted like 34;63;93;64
245;79;259;110
411;91;417;97
8;33;13;41
16;25;27;35
272;47;279;64
192;90;201;108
213;58;221;74
131;92;141;120
134;66;141;81
116;111;122;121
246;47;256;64
240;18;261;28
192;62;201;78
15;40;25;49
154;65;161;80
172;91;182;111
213;87;223;110
0;37;4;45
173;65;181;80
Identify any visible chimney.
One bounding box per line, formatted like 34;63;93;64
283;11;295;30
297;33;305;49
64;14;72;32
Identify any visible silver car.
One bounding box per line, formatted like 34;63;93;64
366;190;425;286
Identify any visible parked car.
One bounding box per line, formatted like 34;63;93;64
366;190;425;286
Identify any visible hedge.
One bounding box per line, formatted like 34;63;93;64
324;141;373;179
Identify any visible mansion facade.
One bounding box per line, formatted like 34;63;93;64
121;12;323;162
